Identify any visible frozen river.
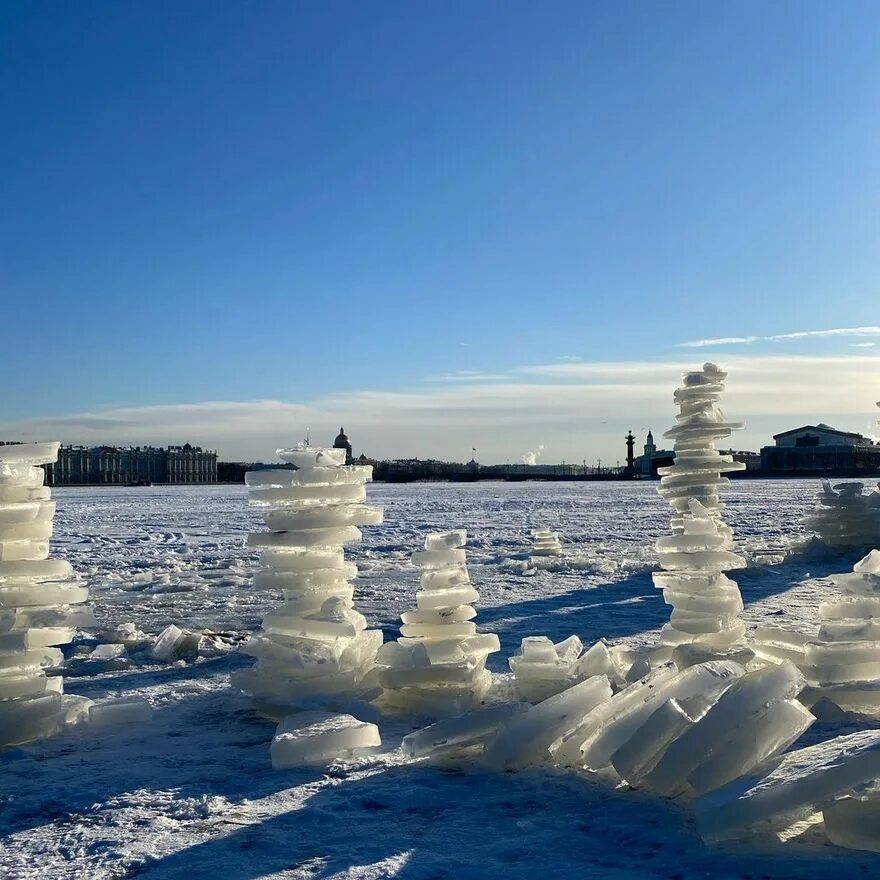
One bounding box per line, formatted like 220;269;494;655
3;480;878;879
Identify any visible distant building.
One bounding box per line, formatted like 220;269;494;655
760;424;880;475
333;427;354;465
44;443;217;485
635;429;675;477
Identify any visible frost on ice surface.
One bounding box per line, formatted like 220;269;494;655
374;530;500;718
0;441;92;748
233;446;383;719
270;710;380;768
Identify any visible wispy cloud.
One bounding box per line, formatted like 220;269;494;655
678;326;880;348
425;370;509;383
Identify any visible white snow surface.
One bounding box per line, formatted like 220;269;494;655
3;480;880;879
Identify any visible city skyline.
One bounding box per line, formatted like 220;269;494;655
2;349;878;463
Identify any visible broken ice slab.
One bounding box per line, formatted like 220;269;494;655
0;628;75;651
0;692;65;748
697;730;880;842
402;703;529;761
824;785;880;853
399;621;477;639
90;644;127;661
276;446;347;468
270;711;380;768
411;548;467;570
482;675;613;771
151;624;200;662
248;526;363;550
419;566;471;591
425;530;467;551
61;694;93;726
753;627;810;665
0;442;61;468
415;587;479;610
89;698;153;726
0;559;73;582
610;698;695;786
264;505;383;532
643;661;804;797
574;661;743;774
685;698;814;796
401;606;476;626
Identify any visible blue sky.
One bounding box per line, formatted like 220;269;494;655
1;1;879;461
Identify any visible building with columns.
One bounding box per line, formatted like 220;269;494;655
44;443;218;485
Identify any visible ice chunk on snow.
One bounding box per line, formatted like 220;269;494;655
151;624;199;661
89;698;153;726
824;785;880;853
270;711;380;768
697;730;880;841
402;703;528;762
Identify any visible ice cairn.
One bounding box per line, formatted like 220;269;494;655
233;445;384;727
509;635;616;703
653;362;752;668
756;549;880;720
375;530;500;717
0;442;93;748
531;528;562;558
802;479;880;550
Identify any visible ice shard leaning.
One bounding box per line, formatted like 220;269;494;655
0;441;92;748
653;363;752;667
374;530;500;717
232;445;384;718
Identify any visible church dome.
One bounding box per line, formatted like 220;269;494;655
333;427;350;448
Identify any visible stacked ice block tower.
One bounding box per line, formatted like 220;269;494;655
794;550;880;718
0;441;92;748
653;363;751;667
375;530;500;716
233;445;384;718
803;480;880;550
531;529;562;557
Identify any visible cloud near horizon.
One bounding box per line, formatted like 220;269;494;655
678;326;880;348
1;353;878;464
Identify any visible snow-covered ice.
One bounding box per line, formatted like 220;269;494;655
2;479;880;879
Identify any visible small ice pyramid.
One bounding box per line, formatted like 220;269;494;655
0;442;94;748
233;445;384;718
375;530;500;717
531;529;562;558
654;364;751;667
